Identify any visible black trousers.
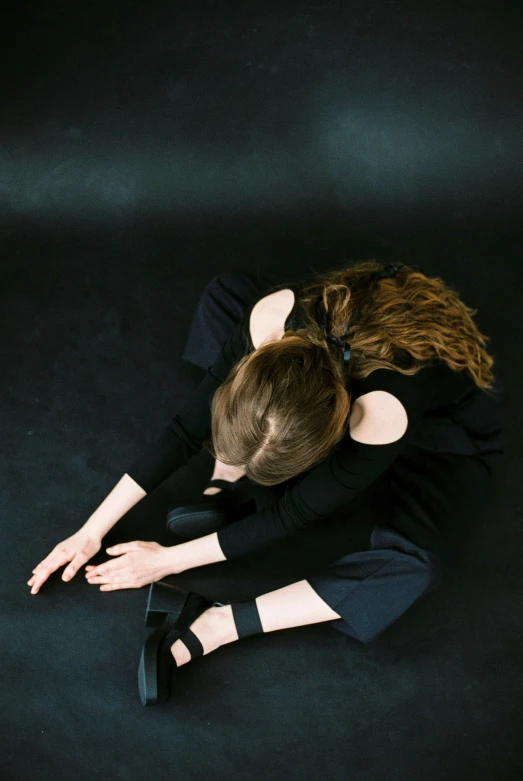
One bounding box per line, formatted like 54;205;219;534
164;270;501;644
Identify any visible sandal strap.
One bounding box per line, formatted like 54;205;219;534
179;628;205;659
231;599;264;639
161;592;213;647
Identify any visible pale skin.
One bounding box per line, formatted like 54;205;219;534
27;289;408;667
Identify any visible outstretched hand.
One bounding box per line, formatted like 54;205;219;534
29;530;103;594
85;540;175;591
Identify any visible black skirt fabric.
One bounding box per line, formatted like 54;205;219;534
166;269;504;644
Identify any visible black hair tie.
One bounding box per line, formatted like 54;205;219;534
321;262;411;365
322;311;351;366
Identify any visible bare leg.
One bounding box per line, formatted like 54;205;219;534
203;458;246;495
171;579;341;666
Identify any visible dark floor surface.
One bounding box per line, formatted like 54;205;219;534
1;1;522;779
1;225;521;781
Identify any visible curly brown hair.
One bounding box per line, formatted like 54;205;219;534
209;259;496;486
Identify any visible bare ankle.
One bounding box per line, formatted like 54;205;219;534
213;604;239;645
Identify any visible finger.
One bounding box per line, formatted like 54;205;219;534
32;553;62;574
87;567;128;581
32;550;69;577
87;572;129;585
30;551;71;592
105;542;143;556
99;582;135;591
86;557;127;578
62;553;88;582
30;571;53;594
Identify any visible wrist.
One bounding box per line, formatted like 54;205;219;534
162;544;184;576
79;522;104;543
81;516;112;540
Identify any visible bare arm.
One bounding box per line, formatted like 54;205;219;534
29;473;147;593
167;531;227;573
70;506;228;591
81;473;147;538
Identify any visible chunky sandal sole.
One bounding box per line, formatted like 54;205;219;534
138;591;215;706
166;477;277;539
138;614;178;706
145;581;188;628
166;504;230;538
166;477;241;538
166;500;257;538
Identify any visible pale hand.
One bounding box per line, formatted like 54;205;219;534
85;540;176;591
28;529;103;594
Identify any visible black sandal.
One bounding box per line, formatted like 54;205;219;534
174;627;205;661
165;477;258;539
138;586;217;706
167;598;266;668
165;477;276;539
144;580;187;628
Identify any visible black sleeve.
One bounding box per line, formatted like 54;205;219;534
125;302;256;493
216;364;463;559
217;433;408;559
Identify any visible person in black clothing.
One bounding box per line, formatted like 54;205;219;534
28;260;506;705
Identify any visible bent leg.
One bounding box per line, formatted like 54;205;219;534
306;526;440;644
306;447;498;645
170;579;341;666
162;502;379;605
255;578;342;630
167;448;498;654
162;468;391;603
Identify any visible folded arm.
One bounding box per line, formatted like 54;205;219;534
165;432;409;573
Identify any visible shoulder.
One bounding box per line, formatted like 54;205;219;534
253;288;295;315
349;391;408;445
250;288;296;348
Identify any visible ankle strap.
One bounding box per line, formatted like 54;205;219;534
231;599;264;639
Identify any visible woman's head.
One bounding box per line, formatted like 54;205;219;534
209;333;351;486
208;259;496;487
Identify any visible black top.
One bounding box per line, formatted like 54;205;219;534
126;280;506;560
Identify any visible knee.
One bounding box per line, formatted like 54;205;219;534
335;551;443;646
